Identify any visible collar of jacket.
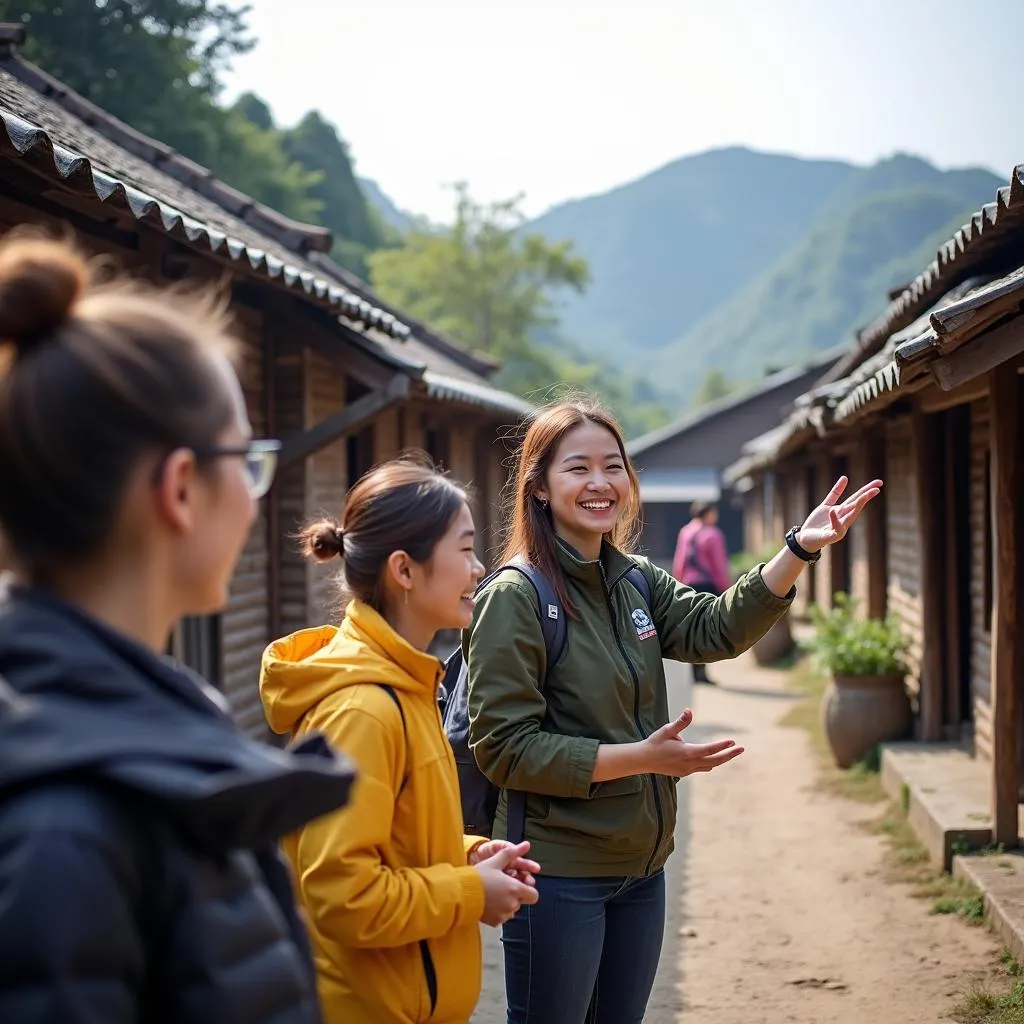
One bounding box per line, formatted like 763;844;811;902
345;599;445;694
555;537;638;589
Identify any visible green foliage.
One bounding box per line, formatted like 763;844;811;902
806;593;910;677
371;184;589;361
279;112;399;277
10;0;387;275
368;186;670;436
729;545;778;578
12;0;253;160
691;369;739;409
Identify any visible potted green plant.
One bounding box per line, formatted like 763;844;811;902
806;593;912;768
732;545;795;665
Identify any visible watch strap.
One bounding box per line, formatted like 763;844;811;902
785;525;821;563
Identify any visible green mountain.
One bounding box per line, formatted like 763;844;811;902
527;147;858;359
524;148;1002;405
359;177;414;235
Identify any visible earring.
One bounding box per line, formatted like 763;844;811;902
537;497;549;510
404;589;410;606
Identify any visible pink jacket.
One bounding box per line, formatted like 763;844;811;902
671;521;731;594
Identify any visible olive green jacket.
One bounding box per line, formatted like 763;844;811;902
464;540;793;877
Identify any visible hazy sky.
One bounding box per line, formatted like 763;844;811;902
222;0;1024;223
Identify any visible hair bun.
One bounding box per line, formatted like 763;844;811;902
0;237;88;354
300;519;345;563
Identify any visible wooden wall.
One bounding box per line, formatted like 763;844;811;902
885;416;924;698
970;397;994;759
220;312;272;739
307;351;349;624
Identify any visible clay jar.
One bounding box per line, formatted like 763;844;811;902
751;612;795;666
821;672;912;769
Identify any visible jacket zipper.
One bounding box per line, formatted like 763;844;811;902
419;939;438;1018
599;564;665;876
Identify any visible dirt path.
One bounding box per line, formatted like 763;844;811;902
472;651;1002;1022
677;650;1001;1023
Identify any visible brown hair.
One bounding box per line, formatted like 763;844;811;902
501;396;641;616
0;231;240;578
299;451;470;614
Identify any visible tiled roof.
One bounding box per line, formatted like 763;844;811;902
0;61;409;339
724;260;1024;482
823;163;1024;383
0;47;534;421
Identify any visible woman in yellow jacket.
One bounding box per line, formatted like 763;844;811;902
260;455;539;1024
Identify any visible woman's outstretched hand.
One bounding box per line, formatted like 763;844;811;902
640;708;744;778
760;475;883;598
797;476;883;552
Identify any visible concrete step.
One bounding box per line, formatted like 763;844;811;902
880;742;994;870
954;852;1024;962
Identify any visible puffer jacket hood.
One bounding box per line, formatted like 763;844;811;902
0;585;355;853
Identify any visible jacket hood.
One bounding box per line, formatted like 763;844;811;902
0;586;355;853
260;599;444;736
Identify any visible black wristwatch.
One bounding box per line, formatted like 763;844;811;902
785;525;821;563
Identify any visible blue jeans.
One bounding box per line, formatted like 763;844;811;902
501;871;666;1024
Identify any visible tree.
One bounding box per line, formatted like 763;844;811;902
12;1;253;162
280;112;398;277
369;186;670;436
691;369;737;409
369;185;589;365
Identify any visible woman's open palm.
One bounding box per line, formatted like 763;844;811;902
798;475;883;553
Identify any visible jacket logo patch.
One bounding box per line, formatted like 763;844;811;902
547;604;559;620
631;608;657;641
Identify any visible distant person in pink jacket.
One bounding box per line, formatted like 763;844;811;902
672;501;732;684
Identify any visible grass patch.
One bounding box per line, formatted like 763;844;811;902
867;802;986;922
779;655;986;922
779;656;886;803
950;952;1024;1023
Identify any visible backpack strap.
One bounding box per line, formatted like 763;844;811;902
377;684;410;798
624;563;653;610
504;557;568;676
468;558;567;846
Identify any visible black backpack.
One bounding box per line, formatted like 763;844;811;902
438;557;653;841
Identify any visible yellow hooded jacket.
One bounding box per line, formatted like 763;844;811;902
260;601;486;1024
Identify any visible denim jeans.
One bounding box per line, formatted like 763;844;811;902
501;871;666;1024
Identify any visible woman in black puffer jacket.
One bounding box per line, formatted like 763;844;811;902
0;233;354;1024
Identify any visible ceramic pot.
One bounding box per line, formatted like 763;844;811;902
751;613;795;666
821;672;911;769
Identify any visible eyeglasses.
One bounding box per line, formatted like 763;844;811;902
192;439;282;499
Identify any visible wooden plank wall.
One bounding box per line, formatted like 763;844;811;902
885;416;924;699
307;351;349;624
970;397;994;760
271;336;309;640
220;314;272;739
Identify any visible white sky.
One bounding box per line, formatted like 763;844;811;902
222;0;1024;223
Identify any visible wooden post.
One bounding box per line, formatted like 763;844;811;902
990;367;1022;848
866;430;889;620
912;408;945;743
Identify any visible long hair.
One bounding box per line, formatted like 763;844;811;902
501;397;641;616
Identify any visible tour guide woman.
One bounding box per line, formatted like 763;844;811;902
464;397;882;1024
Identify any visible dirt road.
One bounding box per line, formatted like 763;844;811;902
472;652;1001;1022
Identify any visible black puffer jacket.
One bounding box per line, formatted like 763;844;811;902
0;586;356;1024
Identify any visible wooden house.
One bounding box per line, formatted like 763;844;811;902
627;349;843;568
0;25;532;738
726;164;1024;847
